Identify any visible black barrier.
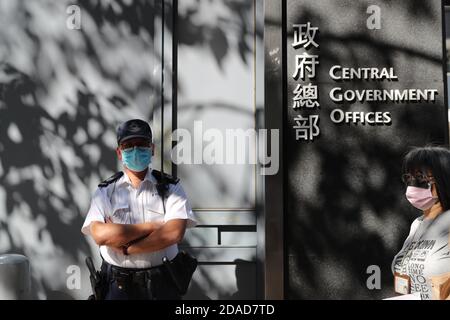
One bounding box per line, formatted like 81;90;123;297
0;300;448;319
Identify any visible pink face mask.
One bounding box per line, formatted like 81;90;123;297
405;185;438;211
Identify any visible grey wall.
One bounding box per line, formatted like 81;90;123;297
0;0;164;300
284;0;448;299
0;0;262;300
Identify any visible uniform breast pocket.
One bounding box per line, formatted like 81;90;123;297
111;203;130;224
144;204;164;223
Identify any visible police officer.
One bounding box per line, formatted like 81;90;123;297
81;119;197;300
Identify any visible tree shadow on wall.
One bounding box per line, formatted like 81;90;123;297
0;0;259;299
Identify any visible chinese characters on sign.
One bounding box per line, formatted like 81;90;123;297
291;22;320;141
293;114;320;141
290;22;439;142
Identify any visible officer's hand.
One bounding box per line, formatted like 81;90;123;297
105;216;113;224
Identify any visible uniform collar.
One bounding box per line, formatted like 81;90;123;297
119;167;157;186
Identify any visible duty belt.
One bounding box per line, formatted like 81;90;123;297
102;261;165;289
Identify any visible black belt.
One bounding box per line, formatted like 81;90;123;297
102;261;165;286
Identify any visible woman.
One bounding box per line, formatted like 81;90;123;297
392;146;450;300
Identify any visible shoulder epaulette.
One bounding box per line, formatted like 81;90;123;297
98;171;124;188
151;169;180;185
152;170;179;200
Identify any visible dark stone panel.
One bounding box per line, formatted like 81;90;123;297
284;0;447;299
286;0;443;83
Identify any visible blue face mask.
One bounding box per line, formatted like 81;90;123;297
121;147;152;172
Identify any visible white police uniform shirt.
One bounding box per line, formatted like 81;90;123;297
81;168;197;268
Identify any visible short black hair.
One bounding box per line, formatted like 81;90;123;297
403;146;450;211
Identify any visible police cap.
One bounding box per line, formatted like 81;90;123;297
116;119;152;145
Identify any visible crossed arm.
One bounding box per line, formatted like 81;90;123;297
126;219;186;255
89;218;187;255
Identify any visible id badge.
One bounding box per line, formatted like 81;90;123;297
394;272;411;295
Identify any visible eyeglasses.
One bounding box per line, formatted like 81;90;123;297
119;141;151;151
401;172;434;187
